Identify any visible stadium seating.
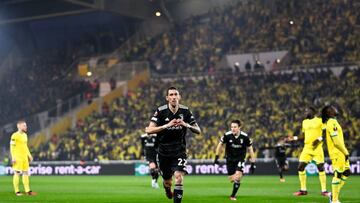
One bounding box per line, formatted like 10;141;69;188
0;51;93;126
124;0;359;73
32;67;360;161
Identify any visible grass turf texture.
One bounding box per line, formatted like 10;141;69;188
0;175;359;203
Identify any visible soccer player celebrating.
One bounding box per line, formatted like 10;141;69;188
321;105;350;203
145;87;201;203
10;120;36;196
214;120;256;201
140;133;160;188
293;107;329;196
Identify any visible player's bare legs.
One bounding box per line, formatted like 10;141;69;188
174;171;184;203
163;178;173;199
229;171;243;200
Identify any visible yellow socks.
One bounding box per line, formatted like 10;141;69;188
332;176;341;202
318;171;327;192
22;174;31;192
298;170;307;191
339;175;348;190
13;173;20;193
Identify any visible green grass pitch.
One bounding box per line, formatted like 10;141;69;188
1;175;359;203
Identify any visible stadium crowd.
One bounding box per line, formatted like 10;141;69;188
32;67;360;161
124;0;359;73
0;49;95;127
2;0;359;127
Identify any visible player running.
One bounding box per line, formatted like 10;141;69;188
322;105;350;203
293;107;330;196
274;136;292;182
145;86;201;203
140;133;160;188
10;120;37;196
214;120;256;201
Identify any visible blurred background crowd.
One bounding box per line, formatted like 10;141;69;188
0;0;358;161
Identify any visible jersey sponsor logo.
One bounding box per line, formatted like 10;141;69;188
145;143;155;147
167;126;183;130
179;114;184;120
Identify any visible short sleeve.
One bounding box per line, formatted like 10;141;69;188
187;110;196;125
220;134;228;144
150;109;160;125
245;136;253;147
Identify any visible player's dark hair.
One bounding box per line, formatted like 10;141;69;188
166;86;178;96
231;120;242;127
321;105;331;123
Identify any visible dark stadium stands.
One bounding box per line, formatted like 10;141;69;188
124;0;359;73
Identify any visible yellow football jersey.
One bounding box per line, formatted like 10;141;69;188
325;118;348;158
302;117;324;149
10;131;31;160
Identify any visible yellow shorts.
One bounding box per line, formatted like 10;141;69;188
299;147;324;164
12;158;30;172
331;154;350;173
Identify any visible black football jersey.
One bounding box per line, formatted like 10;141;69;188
141;133;157;154
220;131;252;161
150;104;197;157
275;143;291;159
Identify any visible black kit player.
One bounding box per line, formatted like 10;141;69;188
214;120;256;201
145;87;201;203
140;133;160;188
274;136;292;182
